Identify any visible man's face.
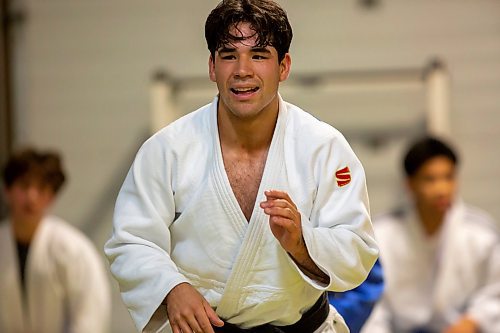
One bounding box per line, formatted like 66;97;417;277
408;156;457;214
208;22;291;121
4;176;55;224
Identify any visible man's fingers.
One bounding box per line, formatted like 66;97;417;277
260;198;297;216
264;190;290;201
165;283;223;333
186;314;206;333
204;302;224;327
263;190;297;209
193;304;218;333
264;189;290;199
171;323;180;333
177;320;194;333
270;216;296;232
263;206;297;221
260;198;290;208
170;309;216;333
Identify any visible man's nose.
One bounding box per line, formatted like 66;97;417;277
26;186;41;201
234;57;253;78
435;179;453;196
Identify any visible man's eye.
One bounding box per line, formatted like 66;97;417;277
253;55;267;60
221;55;235;60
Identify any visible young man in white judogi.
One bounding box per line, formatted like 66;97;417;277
105;1;379;332
0;148;110;333
363;137;500;333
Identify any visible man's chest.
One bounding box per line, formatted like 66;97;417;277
224;155;267;221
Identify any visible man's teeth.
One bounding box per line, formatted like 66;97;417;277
233;87;258;93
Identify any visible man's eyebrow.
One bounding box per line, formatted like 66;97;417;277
251;47;272;53
217;47;236;53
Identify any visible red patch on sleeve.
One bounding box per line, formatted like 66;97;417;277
335;166;351;187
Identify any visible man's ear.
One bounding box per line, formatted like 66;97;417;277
279;53;292;82
406;177;416;194
208;54;216;82
47;190;57;205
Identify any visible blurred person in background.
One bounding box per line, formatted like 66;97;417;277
105;0;379;332
362;136;500;333
0;148;110;333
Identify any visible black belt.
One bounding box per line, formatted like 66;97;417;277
213;293;329;333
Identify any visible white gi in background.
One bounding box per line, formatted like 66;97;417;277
362;201;500;333
105;95;379;332
0;216;111;333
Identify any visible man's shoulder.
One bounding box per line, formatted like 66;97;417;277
43;216;97;252
284;101;351;154
38;217;104;272
139;102;213;156
155;102;212;140
460;203;500;235
285;101;344;140
44;216;84;237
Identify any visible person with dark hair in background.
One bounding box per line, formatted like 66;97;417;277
0;148;110;333
362;136;500;333
105;0;378;332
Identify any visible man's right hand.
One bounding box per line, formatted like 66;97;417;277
164;282;224;333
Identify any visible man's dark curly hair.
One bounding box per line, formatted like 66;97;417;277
403;136;459;177
205;0;293;63
3;148;66;194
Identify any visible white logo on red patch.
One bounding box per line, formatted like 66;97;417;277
335;166;351;187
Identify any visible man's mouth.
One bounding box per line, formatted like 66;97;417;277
231;87;259;95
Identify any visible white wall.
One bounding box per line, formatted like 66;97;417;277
11;1;500;331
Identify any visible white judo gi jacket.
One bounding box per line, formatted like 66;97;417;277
362;201;500;333
0;216;111;333
105;95;379;332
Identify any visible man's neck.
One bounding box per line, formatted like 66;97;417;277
416;204;445;237
11;216;42;244
217;104;279;153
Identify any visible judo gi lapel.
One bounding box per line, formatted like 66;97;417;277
210;99;246;239
25;218;65;332
432;202;468;322
25;219;49;330
211;95;288;316
0;222;27;331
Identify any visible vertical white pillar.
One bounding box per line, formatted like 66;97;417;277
150;70;178;134
425;59;451;137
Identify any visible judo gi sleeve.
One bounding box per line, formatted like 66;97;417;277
64;236;111;333
465;238;500;333
104;136;190;332
290;134;379;292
